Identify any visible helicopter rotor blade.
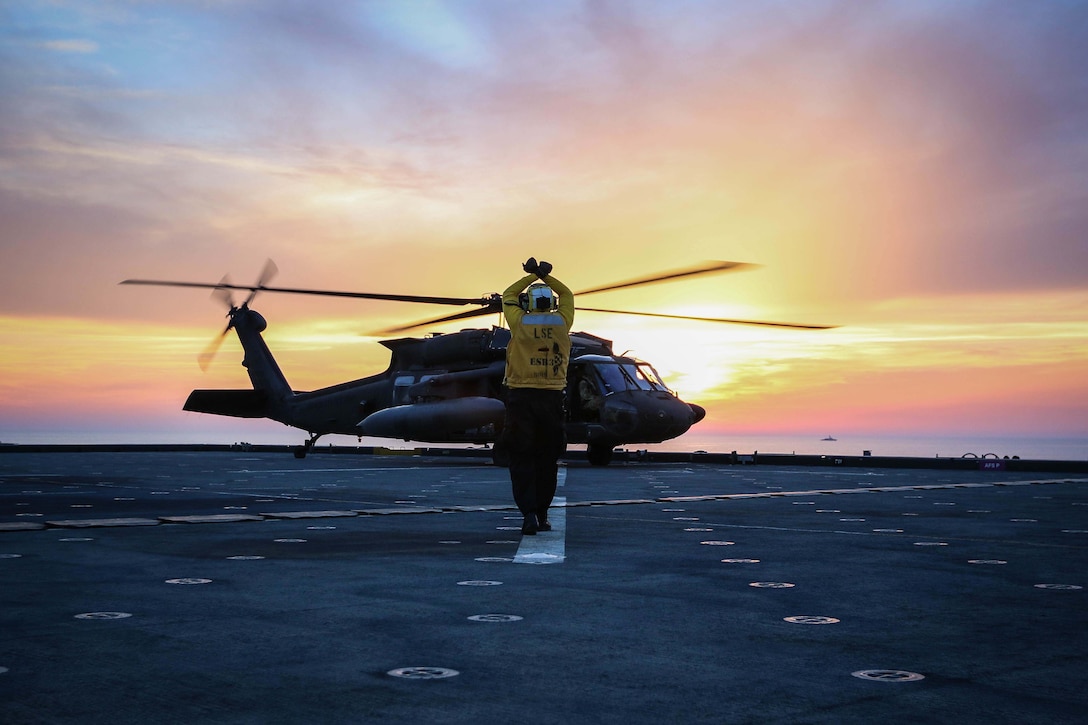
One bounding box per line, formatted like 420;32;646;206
121;278;490;307
123;259;752;305
573;260;756;297
576;307;837;330
372;299;503;335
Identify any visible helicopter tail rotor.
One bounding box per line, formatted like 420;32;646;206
210;274;236;311
242;258;278;308
198;330;230;372
197;261;278;371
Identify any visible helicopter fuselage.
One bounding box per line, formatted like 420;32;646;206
183;313;705;464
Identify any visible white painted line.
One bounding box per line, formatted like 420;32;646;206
515;469;567;565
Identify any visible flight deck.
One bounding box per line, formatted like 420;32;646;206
1;450;1086;724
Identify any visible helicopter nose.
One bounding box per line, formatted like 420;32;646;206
649;396;699;439
600;398;640;436
689;403;706;424
600;393;700;442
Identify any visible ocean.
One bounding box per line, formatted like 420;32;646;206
647;431;1088;462
3;428;1086;461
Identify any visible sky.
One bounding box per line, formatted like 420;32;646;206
1;0;1086;449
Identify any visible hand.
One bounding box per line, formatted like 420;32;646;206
522;257;538;274
536;260;552;278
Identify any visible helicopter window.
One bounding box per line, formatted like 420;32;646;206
635;363;670;391
589;362;670;394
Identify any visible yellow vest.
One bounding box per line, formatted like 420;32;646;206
502;273;575;390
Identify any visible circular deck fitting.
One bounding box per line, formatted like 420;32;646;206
1034;584;1082;591
852;669;924;682
226;555;265;560
701;541;735;546
968;559;1007;565
750;582;795;588
165;578;212;585
784;616;839;625
457;580;502;587
387;667;459;680
75;612;132;620
468;614;522;623
474;557;513;563
721;558;760;564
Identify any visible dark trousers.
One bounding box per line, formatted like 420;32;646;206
504;388;566;521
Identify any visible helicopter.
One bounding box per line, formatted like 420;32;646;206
122;260;834;465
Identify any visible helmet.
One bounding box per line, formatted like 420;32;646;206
525;283;556;312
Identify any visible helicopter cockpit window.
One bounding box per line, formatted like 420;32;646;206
590;361;671;394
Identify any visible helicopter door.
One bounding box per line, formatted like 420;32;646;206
569;364;604;422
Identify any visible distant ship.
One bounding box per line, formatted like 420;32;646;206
821;435;837;441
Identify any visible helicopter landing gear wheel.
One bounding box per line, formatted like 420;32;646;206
294;434;322;459
587;443;614;467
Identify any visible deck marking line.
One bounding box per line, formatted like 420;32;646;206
515;469;567;565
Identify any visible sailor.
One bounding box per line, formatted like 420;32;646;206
501;258;575;535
